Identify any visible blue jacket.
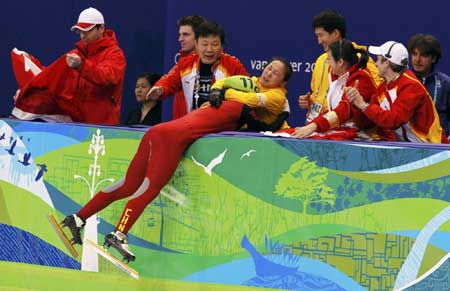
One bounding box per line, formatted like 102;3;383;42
415;70;450;136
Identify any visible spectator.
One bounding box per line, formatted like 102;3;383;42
346;41;447;143
176;15;206;62
11;7;126;125
124;73;162;126
298;10;381;125
292;39;381;140
408;34;450;137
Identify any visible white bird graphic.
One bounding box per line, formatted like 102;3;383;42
191;148;228;176
240;149;256;160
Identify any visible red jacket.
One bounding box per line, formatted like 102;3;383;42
68;29;126;124
313;65;377;132
364;70;447;143
12;29;126;125
156;53;248;119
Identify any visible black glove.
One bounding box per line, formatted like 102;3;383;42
242;109;290;132
209;88;226;107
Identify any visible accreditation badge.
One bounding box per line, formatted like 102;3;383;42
306;102;323;123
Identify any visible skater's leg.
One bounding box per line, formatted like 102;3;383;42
115;101;245;235
77;133;153;220
63;132;154;244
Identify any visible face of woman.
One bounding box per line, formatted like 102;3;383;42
326;52;346;76
135;78;152;102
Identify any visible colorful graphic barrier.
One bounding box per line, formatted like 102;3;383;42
1;119;450;291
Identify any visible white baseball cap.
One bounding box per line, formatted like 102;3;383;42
368;41;409;66
71;7;104;32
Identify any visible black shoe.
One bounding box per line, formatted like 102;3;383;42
61;214;85;245
104;231;135;262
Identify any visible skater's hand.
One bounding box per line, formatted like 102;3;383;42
66;53;82;68
209;88;225;107
146;86;163;100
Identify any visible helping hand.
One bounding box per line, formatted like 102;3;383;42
146;86;164;100
209;88;225;108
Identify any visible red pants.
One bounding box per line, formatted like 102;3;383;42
78;101;244;234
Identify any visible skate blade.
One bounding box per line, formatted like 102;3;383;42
85;239;139;279
47;213;79;258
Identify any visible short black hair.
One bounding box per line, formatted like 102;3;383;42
177;15;206;33
268;57;293;82
137;72;161;86
407;34;442;64
312;9;346;38
195;21;225;45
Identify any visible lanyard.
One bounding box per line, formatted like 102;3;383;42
193;65;218;109
193;74;200;109
433;75;440;104
423;74;440;103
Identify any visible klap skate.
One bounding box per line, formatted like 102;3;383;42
85;237;139;279
61;214;85;245
104;231;136;263
47;213;79;258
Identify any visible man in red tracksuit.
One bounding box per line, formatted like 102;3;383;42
149;21;249;119
346;41;447;143
61;57;293;262
170;15;207;119
11;7;126;125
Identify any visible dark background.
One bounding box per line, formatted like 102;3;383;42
1;0;448;126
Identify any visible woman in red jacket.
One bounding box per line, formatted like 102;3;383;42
292;39;383;140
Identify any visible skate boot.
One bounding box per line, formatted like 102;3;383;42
61;214;85;245
104;230;135;263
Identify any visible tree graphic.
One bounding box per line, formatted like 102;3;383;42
274;157;335;214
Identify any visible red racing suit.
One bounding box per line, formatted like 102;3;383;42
76;81;289;235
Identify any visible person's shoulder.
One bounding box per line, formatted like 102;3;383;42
400;70;429;93
435;71;450;85
177;53;198;67
351;68;373;81
220;53;244;64
316;52;327;62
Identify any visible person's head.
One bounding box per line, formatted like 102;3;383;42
135;73;161;103
195;21;225;64
71;7;105;44
368;41;409;78
260;57;293;88
407;34;442;77
177;15;206;54
312;10;346;52
327;39;369;76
